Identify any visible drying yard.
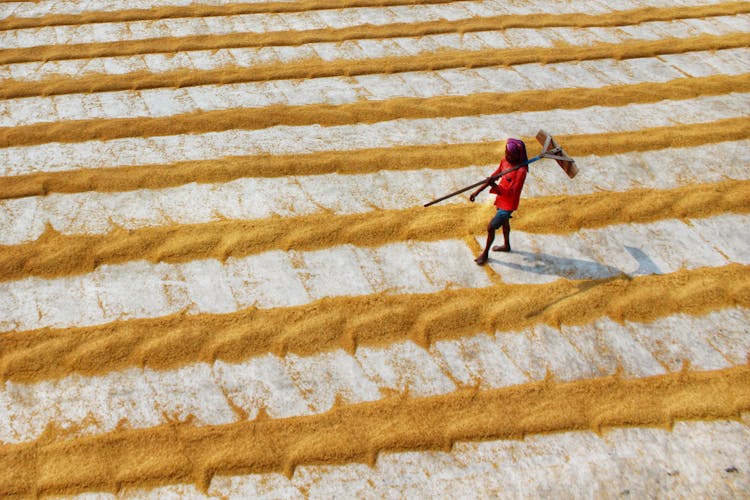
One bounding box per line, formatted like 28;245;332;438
0;0;749;497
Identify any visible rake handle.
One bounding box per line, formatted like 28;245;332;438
423;154;542;207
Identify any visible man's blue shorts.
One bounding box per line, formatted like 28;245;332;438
489;209;513;230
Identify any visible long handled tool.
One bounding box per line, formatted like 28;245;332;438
424;130;577;207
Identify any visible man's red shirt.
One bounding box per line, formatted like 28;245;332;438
489;159;527;211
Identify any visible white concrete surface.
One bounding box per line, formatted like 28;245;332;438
0;213;747;333
1;140;747;245
1;308;746;445
478;214;747;284
0;239;491;332
2;92;748;177
5;46;750;128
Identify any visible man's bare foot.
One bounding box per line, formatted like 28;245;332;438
492;244;511;252
474;254;489;265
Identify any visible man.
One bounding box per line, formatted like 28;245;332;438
469;138;529;266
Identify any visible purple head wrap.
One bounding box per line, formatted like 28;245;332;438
504;138;528;166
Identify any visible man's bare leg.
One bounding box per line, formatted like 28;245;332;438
475;227;496;265
492;221;511;252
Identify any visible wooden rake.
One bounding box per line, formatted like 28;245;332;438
424;129;577;207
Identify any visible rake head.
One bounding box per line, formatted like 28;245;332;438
536;129;578;179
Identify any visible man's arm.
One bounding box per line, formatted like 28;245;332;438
469;178;497;202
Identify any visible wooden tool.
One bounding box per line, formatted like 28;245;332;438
536;129;577;178
424;130;577;207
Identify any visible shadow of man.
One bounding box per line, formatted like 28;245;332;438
488;250;624;281
624;245;662;276
487;245;662;281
